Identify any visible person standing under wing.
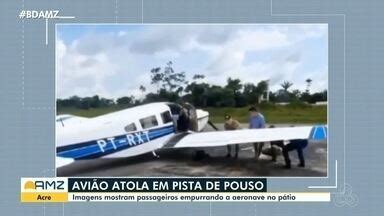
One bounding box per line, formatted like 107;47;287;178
248;106;266;160
224;114;241;158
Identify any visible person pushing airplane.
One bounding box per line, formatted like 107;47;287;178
248;106;266;160
224;114;241;158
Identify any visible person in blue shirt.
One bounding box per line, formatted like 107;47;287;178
248;106;266;160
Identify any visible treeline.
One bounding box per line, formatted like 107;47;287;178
57;95;134;110
57;61;327;110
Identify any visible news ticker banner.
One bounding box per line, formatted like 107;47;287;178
21;178;330;203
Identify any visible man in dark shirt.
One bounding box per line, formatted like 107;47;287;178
282;139;308;169
177;108;190;132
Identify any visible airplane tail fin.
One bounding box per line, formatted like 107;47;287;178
309;125;327;140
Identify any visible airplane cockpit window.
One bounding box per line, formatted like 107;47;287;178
124;123;137;132
139;115;158;129
161;111;173;124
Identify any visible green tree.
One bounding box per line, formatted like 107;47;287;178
243;83;258;104
290;89;301;100
139;85;146;93
242;80;268;105
225;78;244;107
206;86;235;107
275;89;290;103
99;98;114;107
90;95;100;108
150;61;186;94
255;80;269;103
117;96;134;106
308;90;327;103
79;97;92;109
225;78;243;95
185;82;210;106
280;81;293;92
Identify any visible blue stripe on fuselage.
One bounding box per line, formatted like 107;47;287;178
57;125;175;160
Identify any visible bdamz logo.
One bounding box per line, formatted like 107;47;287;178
24;180;65;190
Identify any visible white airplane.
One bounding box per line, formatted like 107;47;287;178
56;102;327;168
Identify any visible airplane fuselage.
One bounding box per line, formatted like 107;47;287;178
56;102;209;163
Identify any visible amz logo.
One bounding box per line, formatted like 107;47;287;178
24;180;65;190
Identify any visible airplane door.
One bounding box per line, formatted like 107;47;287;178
167;102;198;132
183;103;198;132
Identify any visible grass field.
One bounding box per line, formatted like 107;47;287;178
58;104;327;124
205;105;326;124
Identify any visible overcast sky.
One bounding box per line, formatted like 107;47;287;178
56;24;328;99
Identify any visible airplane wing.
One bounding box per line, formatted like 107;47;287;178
56;114;89;128
164;125;327;148
56;156;74;168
